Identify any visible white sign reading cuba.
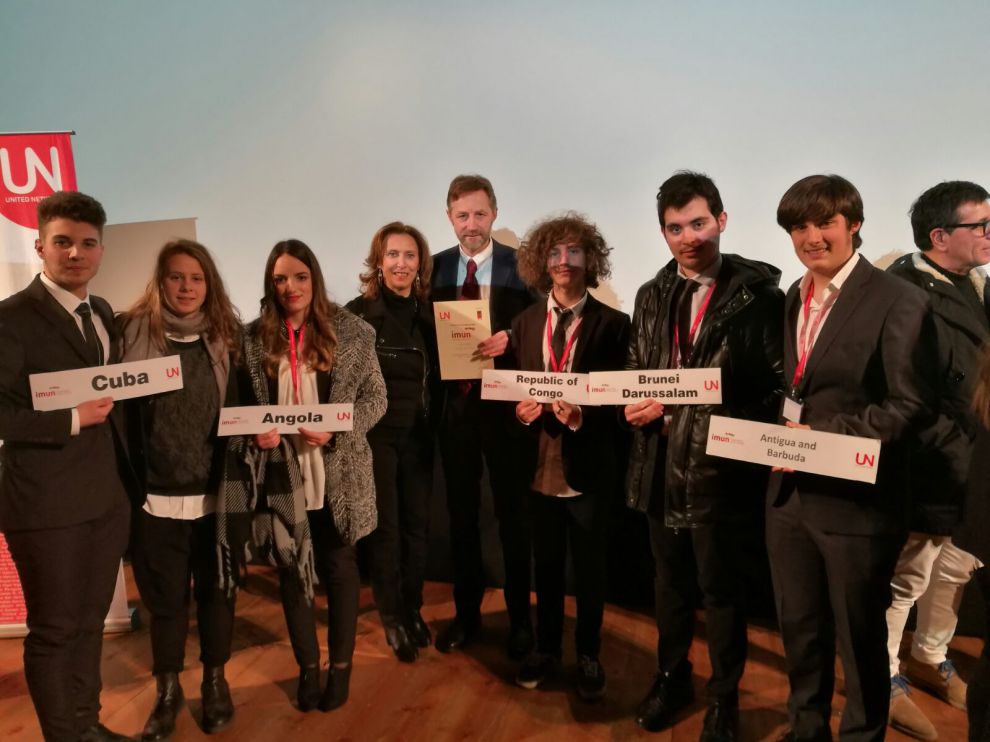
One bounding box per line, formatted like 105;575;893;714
30;356;183;411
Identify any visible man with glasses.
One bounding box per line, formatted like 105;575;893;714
883;181;990;740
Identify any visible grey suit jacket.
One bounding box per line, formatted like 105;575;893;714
0;275;130;531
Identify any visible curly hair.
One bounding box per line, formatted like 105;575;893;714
121;239;241;358
256;239;338;378
358;221;433;301
516;212;613;294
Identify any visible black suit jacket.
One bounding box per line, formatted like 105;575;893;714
0;275;132;531
767;256;939;535
431;240;537;369
510;293;631;494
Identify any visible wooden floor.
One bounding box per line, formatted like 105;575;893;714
0;565;979;741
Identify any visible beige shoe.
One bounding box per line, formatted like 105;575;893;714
890;675;938;740
906;657;968;710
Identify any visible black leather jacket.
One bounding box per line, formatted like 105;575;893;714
625;254;784;526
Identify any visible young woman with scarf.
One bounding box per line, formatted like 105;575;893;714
218;239;385;713
119;239;242;740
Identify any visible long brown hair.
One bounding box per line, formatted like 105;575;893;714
973;344;990;429
358;221;433;301
257;239;338;378
122;239;241;355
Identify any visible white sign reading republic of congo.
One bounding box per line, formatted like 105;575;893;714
481;370;590;404
30;356;184;411
587;368;723;405
217;404;355;435
705;414;882;484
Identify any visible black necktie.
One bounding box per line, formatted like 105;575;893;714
676;280;699;367
461;258;480;300
549;307;574;371
75;302;104;366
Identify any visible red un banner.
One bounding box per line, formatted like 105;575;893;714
0;132;77;300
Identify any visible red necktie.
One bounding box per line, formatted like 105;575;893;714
461;258;480;300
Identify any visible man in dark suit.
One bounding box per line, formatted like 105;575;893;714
768;174;939;741
508;212;629;700
625;172;784;741
431;174;538;658
0;191;134;742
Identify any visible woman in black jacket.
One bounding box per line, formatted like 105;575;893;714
957;346;990;742
346;222;438;662
119;239;241;740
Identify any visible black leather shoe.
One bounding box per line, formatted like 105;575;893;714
405;609;432;648
635;665;695;732
435;617;479;653
296;665;321;711
141;672;183;741
78;723;135;741
201;665;234;734
506;622;534;661
700;696;739;742
385;624;419;662
318;665;351;712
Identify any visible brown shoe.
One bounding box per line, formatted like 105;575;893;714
889;675;938;740
905;657;968;710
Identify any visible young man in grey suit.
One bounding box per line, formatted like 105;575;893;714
430;174;538;658
0;191;134;742
768;174;939;741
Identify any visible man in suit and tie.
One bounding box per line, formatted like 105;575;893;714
508;212;629;700
0;191;134;742
768;174;939;741
431;174;538;658
625;171;784;741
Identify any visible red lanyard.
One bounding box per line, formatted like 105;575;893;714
792;286;839;388
672;281;715;366
286;322;306;404
545;310;582;373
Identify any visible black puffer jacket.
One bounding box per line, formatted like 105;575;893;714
887;252;990;534
625;254;784;526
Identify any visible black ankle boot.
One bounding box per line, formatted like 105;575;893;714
318;664;351;712
405;609;431;648
201;665;234;734
384;623;418;663
297;665;321;711
141;672;183;741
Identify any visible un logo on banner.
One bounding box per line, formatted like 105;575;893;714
0;134;77;230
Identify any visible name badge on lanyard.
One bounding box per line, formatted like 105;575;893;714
787;286;840;423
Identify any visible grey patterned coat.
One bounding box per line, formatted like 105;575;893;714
221;308;386;564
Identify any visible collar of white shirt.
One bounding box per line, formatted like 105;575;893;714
799;251;862;305
459;239;494;270
678;255;721;287
547;290;589;317
39;271;93;316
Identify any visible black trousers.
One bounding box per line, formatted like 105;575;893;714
766;490;903;742
529;489;609;658
130;508;235;675
438;388;532;627
278;505;360;668
647;514;748;698
5;497;130;742
969;567;990;742
367;421;433;624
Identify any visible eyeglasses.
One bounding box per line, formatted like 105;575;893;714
944;220;990;238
